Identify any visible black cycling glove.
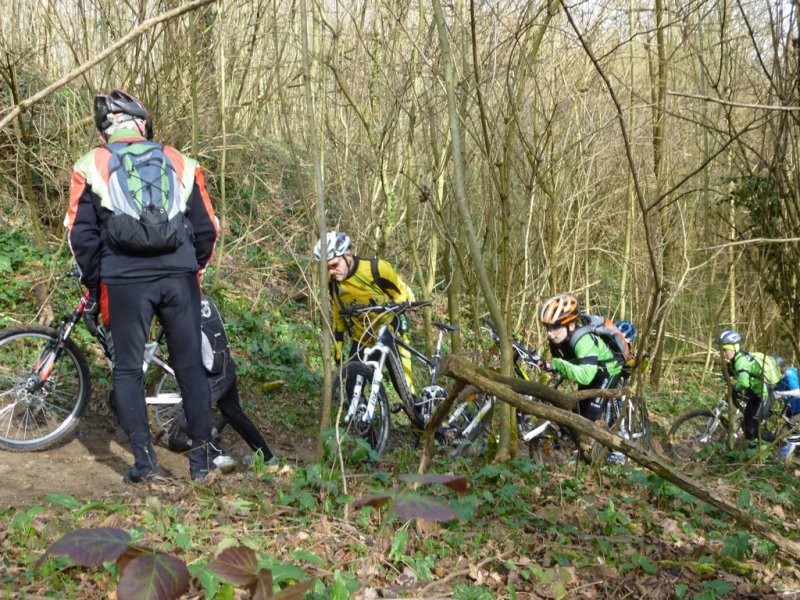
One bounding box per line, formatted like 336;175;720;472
83;289;100;325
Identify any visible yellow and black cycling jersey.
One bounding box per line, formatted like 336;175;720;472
330;256;414;357
330;256;416;394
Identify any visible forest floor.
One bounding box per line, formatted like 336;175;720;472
2;403;800;599
0;403;316;505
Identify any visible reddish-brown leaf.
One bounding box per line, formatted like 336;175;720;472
351;494;393;510
272;581;314;600
206;545;260;588
38;527;131;568
252;567;273;600
398;473;469;494
393;493;460;522
117;553;190;600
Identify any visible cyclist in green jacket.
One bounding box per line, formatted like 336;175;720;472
539;293;626;463
718;330;773;442
314;231;417;396
539;294;624;419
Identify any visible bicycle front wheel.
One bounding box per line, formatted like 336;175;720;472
669;409;729;463
622;396;651;452
449;394;491;459
0;327;90;451
331;362;390;459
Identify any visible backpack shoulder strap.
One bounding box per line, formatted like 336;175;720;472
369;258;401;297
733;351;755;375
567;324;592;354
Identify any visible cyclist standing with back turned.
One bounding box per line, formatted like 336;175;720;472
65;89;224;482
314;232;417;401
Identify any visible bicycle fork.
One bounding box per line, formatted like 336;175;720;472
345;345;389;425
448;397;492;438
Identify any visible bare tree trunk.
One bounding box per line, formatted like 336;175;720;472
431;0;512;460
300;0;331;461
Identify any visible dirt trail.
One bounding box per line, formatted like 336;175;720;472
0;407;313;505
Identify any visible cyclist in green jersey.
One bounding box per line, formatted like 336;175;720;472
539;294;626;463
539;294;624;420
718;330;773;442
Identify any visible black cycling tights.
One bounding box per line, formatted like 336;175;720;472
578;372;622;422
107;275;212;450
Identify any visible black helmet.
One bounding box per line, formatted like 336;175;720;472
93;89;153;140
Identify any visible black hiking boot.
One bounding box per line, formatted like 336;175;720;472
124;442;162;484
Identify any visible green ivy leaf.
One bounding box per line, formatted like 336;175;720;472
736;488;751;509
389;530;408;562
704;579;736;596
46;494;81;510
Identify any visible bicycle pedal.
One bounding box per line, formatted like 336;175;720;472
390;403;403;414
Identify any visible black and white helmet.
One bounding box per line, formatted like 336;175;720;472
313;231;352;261
93;89;153;140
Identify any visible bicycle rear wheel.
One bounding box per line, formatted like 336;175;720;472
331;362;390;460
0;327;90;451
669;409;729;463
148;371;190;451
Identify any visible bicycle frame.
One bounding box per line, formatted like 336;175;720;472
702;397;742;443
25;290;93;395
446;321;553;446
338;300;453;429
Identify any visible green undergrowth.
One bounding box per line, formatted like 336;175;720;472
0;227;321;438
3;453;798;598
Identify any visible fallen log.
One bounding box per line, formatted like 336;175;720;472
424;355;800;560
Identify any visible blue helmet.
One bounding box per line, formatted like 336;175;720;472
615;320;636;343
718;330;742;345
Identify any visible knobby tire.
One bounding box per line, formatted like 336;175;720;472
669;409;729;463
332;362;390;459
0;326;90;451
450;394;490;459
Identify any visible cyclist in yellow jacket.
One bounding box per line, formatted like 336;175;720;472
314;232;416;396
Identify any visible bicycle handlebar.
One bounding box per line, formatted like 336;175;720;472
339;300;432;317
481;317;542;364
57;265;82;281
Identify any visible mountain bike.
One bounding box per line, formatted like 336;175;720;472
0;266;202;452
331;300;456;458
446;319;651;461
669;391;785;462
444;319;569;460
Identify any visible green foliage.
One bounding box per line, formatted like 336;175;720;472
0;229;60;327
721;531;752;560
454;584;495;599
